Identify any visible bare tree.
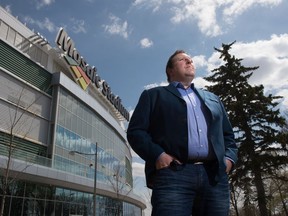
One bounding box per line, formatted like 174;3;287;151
230;183;242;216
0;86;49;216
106;161;134;216
266;171;288;216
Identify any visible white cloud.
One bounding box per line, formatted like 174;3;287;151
208;34;288;86
35;0;55;9
144;81;168;89
70;18;87;34
193;77;210;89
4;5;12;14
222;0;282;22
233;34;288;111
132;162;145;177
132;0;163;12
131;148;145;177
143;34;288;111
170;0;222;37
24;16;57;32
140;38;153;48
205;34;288;111
132;0;283;37
103;15;130;39
192;55;207;69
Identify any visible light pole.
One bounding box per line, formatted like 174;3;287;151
69;142;98;216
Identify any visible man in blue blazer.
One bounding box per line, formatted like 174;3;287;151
127;50;238;216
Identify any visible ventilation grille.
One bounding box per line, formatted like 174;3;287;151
0;40;52;95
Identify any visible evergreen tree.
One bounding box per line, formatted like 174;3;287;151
204;41;288;216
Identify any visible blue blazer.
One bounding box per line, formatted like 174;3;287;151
127;83;238;188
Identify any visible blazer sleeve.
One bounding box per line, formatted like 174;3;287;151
220;100;238;164
127;90;165;163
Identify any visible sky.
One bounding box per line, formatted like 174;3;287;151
1;0;288;214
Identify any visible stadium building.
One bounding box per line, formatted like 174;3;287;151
0;6;146;216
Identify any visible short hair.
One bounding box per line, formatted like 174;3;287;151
165;50;186;82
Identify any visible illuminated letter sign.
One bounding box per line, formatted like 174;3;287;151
55;28;130;121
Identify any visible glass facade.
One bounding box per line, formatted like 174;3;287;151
54;87;133;187
0;8;145;215
0;178;141;216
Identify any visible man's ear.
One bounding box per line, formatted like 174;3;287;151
167;68;173;80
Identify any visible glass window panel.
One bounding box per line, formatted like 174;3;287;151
70;132;76;150
45;201;55;215
35;47;42;63
66;95;73;112
56;125;64;147
58;106;66;126
7;27;16;44
54;155;62;170
91;115;96;128
83;107;87;122
92;128;96;141
77;191;84;202
14;33;23;47
63;129;70;149
54;202;63;216
9;197;23;216
27;44;37;59
71;98;78;114
65;110;72;130
81;138;87;154
86;140;91;154
76;134;82;152
81;119;86;137
59;89;67;106
77;118;82;136
40;51;48;67
71;113;77;132
77;103;83;119
87;123;92;140
0;22;9;39
87;110;92;125
55;188;64;200
68;159;75;173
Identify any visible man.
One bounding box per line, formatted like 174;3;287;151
127;50;238;216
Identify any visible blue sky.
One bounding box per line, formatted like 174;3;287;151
1;0;288;213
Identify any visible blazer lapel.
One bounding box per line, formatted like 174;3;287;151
194;88;206;102
165;83;182;98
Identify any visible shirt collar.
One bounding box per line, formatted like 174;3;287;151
171;81;195;90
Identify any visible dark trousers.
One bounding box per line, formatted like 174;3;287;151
151;163;230;216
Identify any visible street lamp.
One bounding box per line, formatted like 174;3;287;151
69;142;98;216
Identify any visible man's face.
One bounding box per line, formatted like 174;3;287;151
168;53;195;83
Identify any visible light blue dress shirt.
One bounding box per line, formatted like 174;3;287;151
172;82;211;160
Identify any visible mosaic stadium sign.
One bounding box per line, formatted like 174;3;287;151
55;28;129;121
